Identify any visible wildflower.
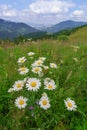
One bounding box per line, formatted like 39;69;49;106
26;78;41;91
60;60;64;64
32;67;42;74
75;46;80;49
23;77;29;83
43;65;49;70
44;78;55;86
44;82;56;90
8;88;14;93
39;57;46;61
36;101;39;105
17;57;26;64
42;92;48;97
38;72;44;78
64;98;77;111
31;113;34;117
18;67;29;75
50;63;57;68
71;45;80;50
15;96;28;109
28;52;35;56
39;93;50;110
71;45;80;52
32;60;43;67
29;106;34;110
13;80;24;91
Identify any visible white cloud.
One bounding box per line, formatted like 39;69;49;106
2;10;17;17
70;9;87;21
29;0;75;14
0;4;10;10
72;10;84;16
0;1;87;26
0;4;12;10
0;4;17;17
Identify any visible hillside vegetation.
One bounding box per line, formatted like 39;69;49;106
0;19;39;39
69;26;87;44
44;20;87;33
0;26;87;130
12;25;87;43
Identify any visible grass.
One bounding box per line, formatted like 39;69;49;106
69;26;87;44
0;27;87;130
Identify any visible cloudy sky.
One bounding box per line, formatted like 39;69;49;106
0;0;87;26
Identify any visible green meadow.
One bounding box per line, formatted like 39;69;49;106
0;27;87;130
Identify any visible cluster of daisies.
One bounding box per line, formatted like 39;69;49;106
8;52;77;111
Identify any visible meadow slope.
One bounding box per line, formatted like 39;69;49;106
0;27;87;130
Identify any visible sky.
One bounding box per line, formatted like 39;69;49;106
0;0;87;27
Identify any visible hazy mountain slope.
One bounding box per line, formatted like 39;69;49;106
45;20;87;33
0;19;39;39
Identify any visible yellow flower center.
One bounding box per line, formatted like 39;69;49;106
48;85;53;89
20;67;26;71
17;83;22;88
37;61;42;65
35;68;39;72
31;81;37;87
42;100;47;105
20;59;24;63
19;100;24;105
52;64;55;67
67;102;73;107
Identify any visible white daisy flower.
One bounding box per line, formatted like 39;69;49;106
32;60;43;67
44;82;56;90
18;67;29;75
26;78;41;91
43;65;49;70
8;88;14;93
15;96;28;109
13;80;24;91
17;57;26;64
39;94;50;110
44;78;55;86
50;63;57;68
32;67;42;74
42;92;48;97
28;52;35;56
64;98;77;111
39;57;46;61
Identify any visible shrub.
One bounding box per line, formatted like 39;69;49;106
58;35;69;42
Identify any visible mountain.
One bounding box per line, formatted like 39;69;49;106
0;19;87;40
44;20;87;33
0;19;39;39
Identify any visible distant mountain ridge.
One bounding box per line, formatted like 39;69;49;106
0;19;87;40
44;20;87;33
0;19;39;39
